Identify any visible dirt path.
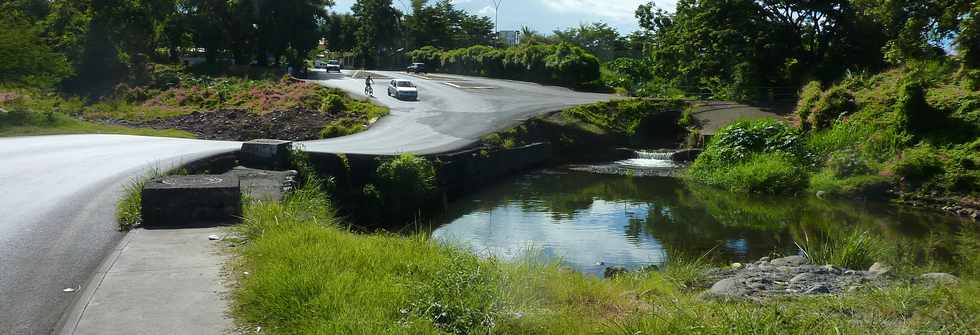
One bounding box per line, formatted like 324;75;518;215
690;101;793;135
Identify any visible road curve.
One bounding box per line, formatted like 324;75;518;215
302;70;614;154
0;135;239;333
0;71;612;333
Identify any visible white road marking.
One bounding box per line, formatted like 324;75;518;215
442;82;495;89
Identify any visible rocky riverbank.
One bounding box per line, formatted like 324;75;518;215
702;256;960;299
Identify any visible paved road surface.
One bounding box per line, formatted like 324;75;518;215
0;136;240;334
0;71;612;333
303;70;613;154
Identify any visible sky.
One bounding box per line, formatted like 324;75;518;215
330;0;679;35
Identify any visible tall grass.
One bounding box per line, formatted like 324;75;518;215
114;167;188;230
793;228;883;269
116;178;145;230
231;181;980;334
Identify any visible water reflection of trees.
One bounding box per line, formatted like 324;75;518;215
436;170;979;269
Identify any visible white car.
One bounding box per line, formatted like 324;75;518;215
387;79;418;100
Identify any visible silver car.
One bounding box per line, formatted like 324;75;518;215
387;79;418;100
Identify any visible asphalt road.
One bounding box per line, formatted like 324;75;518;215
0;71;612;333
303;70;613;154
0;136;240;334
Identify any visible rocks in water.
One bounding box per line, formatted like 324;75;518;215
770;255;808;267
670;149;703;162
603;266;627;278
868;262;892;277
703;256;884;298
920;272;959;285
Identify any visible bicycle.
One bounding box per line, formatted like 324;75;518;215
364;84;374;97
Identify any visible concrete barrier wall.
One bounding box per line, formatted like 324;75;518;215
304;143;553;202
435;142;553;199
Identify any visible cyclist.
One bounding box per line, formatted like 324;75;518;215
364;75;374;96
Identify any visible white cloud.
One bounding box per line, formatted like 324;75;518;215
538;0;647;22
478;5;496;15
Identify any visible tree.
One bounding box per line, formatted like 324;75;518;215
253;0;332;68
352;0;402;68
553;23;620;61
323;13;357;52
403;0;494;50
633;0;893;100
0;15;72;88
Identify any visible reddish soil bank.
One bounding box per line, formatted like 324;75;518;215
104;109;337;141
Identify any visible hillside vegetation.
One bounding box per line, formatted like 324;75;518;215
0;65;386;139
407;43;601;88
688;62;979;207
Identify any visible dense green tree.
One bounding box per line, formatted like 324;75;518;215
634;0;892;100
553;23;621;61
0;15;73;88
352;0;402;68
323;13;357;52
402;0;493;50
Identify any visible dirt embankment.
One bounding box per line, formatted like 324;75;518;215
101;109;336;141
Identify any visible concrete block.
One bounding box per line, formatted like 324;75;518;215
141;175;241;228
240;139;292;170
224;166;297;202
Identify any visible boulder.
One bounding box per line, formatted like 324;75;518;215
770;255;808;267
920;273;959;285
707;278;746;297
868;262;892;277
603;266;627;278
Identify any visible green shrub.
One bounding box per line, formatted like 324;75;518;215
544;43;601;86
0;106;32;126
795;81;822;130
561;99;682;136
826;149;875;177
808;170;891;196
795;228;884;269
320;117;366;138
891;145;944;184
408;43;601;87
373;154;438;219
688;120;811;194
691;152;808;194
894;74;935;133
319;94;346;113
808;85;856;130
698;119;807;165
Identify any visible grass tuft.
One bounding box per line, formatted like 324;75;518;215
116;178;145;230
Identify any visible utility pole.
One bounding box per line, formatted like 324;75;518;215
491;0;502;34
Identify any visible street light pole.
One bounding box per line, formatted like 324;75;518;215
491;0;502;34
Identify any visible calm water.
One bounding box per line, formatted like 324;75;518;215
432;168;975;276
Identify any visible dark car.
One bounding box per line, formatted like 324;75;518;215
407;62;426;74
325;60;341;73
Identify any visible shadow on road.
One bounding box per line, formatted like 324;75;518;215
302;70;346;81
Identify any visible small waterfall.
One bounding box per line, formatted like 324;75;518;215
616;150;677;168
634;151;674;160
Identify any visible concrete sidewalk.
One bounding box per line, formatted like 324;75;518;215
57;228;234;335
